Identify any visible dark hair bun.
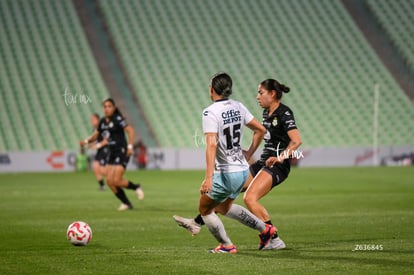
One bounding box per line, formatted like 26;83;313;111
211;72;233;98
281;84;290;93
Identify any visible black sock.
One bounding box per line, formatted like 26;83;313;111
98;179;105;187
115;188;132;206
194;214;204;225
127;181;141;190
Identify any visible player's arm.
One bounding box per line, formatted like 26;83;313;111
80;130;100;146
244;118;266;161
89;137;108;150
279;129;302;161
266;129;302;167
124;125;135;156
200;132;217;194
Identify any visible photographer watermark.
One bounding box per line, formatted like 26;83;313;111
63;87;92;106
352;244;383;251
275;141;304;161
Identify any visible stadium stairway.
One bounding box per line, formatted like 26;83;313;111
73;0;159;148
342;0;414;101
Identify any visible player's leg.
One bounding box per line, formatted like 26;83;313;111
93;160;105;190
218;170;275;250
240;171;254;193
99;163;107;178
111;165;133;210
173;171;254;235
121;178;144;200
244;167;287;250
217;201;275;249
115;154;144;200
199;194;236;253
105;164;117;192
243;169;273;221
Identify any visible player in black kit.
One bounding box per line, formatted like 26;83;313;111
89;113;108;191
81;98;144;210
174;78;302;250
242;78;302;248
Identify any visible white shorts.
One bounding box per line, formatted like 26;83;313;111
207;170;249;203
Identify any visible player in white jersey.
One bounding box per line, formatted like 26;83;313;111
197;72;276;253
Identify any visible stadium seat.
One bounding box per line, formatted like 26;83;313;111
1;0;413;151
367;0;414;73
0;0;109;151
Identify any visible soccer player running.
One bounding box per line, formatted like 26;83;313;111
89;113;108;191
196;72;275;253
80;98;144;210
174;78;302;250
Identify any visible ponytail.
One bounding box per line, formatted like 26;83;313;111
260;79;290;100
210;72;233;98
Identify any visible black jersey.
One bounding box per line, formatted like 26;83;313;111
259;103;297;166
96;129;104;143
97;113;128;151
93;127;109;155
92;127;107;145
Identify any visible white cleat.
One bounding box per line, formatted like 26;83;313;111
173;215;202;236
136;187;144;200
262;237;286;250
117;203;132;211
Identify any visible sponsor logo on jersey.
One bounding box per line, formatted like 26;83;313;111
272;117;278;126
222;109;241;125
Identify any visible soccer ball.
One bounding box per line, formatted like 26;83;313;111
66;221;92;246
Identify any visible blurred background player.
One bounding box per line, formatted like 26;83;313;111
174;78;302;250
189;72;274;253
75;145;89;172
133;140;147;170
81;98;144;211
89;113;108;190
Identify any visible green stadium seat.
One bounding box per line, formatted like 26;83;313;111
0;0;109;151
1;0;413;151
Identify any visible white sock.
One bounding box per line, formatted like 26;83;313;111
202;212;232;246
225;204;266;232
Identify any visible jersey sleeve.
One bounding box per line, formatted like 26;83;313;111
202;109;218;133
239;102;254;125
115;115;128;129
281;108;297;131
97;118;104;133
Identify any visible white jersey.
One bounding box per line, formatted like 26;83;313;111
202;98;254;172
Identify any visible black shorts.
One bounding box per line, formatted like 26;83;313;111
107;148;130;169
94;148;108;166
249;161;289;189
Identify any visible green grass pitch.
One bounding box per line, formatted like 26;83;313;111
0;167;413;274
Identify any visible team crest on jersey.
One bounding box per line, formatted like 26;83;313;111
109;122;114;128
272;117;278;126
